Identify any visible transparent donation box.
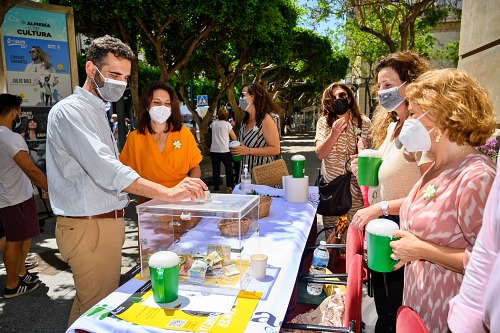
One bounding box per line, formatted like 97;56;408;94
137;194;260;295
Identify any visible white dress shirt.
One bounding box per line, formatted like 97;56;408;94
46;87;139;216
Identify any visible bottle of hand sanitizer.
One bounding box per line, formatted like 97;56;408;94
241;164;252;194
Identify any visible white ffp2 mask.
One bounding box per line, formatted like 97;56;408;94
149;105;171;124
398;111;434;152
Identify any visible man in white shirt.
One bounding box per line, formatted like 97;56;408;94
0;94;48;299
46;35;206;326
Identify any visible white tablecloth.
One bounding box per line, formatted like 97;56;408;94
68;185;319;333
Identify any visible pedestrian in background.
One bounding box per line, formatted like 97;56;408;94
0;93;48;298
210;107;237;193
230;83;281;182
314;82;371;241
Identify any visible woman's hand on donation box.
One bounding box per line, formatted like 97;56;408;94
390;230;423;270
352;204;381;230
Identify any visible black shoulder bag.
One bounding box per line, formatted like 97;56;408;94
316;116;362;216
316;160;352;216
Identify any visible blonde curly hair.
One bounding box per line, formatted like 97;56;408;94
371;51;432;148
406;68;496;146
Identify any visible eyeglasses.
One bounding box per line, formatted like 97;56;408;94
29;50;38;54
240;91;251;98
331;92;347;100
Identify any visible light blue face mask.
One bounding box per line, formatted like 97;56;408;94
378;81;407;112
239;97;251;111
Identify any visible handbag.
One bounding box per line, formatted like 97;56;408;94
316;160;352;217
251;158;289;187
316;118;362;216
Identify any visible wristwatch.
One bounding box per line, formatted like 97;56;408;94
379;201;389;216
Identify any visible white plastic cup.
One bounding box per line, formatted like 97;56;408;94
250;254;268;279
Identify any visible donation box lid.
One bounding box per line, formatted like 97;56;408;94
136;193;260;220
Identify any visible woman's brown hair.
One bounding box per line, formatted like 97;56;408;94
137;81;182;135
320;82;361;128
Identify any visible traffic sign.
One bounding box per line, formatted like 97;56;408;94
197;95;208;106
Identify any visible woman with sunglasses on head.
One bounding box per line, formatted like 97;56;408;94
230;83;281;183
315;83;371;242
120;81;202;190
350;51;433;333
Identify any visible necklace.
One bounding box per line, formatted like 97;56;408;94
152;132;162;144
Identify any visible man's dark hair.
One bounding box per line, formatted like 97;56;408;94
86;35;135;68
0;94;22;116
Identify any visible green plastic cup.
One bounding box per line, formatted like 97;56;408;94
148;251;179;303
357;149;383;186
291;155;306;178
366;219;399;273
229;141;243;162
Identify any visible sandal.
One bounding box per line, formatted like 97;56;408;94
226;187;233;194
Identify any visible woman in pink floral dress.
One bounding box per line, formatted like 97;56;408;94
389;68;497;333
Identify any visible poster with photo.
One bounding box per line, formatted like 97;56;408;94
11;107;51;168
2;6;73;107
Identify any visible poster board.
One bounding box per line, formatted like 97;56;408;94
0;1;78;110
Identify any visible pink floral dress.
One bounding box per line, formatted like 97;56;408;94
399;153;496;333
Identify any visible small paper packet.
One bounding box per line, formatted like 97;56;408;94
204;190;212;203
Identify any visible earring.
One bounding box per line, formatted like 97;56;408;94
434;127;442;143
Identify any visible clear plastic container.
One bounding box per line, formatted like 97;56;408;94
137;194;259;295
307;240;329;295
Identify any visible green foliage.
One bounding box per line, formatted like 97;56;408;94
429;40;459;68
137;63;161;93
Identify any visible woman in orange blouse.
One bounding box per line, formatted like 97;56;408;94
120;82;202;188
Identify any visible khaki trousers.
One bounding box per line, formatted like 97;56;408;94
55;216;125;326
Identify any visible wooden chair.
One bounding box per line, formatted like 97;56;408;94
282;254;363;333
251;159;289;187
396;306;429;333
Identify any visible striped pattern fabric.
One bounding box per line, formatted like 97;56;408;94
314;114;372;239
238;121;275;182
400;154;496;333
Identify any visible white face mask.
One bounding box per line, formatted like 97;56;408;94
93;65;127;102
378;81;406;112
149;105;171;124
398;111;434;152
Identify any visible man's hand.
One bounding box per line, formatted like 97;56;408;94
166;177;207;201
